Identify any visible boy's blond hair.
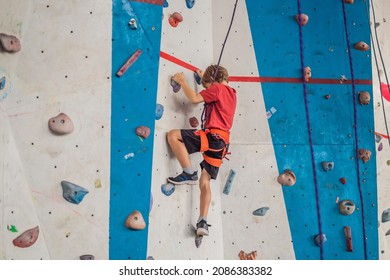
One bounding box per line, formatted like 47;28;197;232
201;64;229;86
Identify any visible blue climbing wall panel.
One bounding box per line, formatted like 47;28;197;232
246;0;378;259
110;0;162;260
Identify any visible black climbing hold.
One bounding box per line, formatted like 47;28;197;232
194;71;201;85
80;254;95;260
0;76;5;90
195;235;203;248
382;209;390;223
252;207;269;216
314;233;327;247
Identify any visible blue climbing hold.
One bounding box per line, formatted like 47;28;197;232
171;78;181;93
156;103;164;120
161;183;175;196
314;234;327;246
186;0;195;9
223;169;236;195
194;71;201;85
163;0;169;8
61;180;89;204
252;207;269;216
0;76;5;90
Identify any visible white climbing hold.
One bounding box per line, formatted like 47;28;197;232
48;113;74;135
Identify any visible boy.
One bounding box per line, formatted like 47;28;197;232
167;64;237;236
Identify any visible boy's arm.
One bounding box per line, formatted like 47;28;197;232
172;72;204;104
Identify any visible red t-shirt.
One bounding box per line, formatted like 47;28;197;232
200;83;237;131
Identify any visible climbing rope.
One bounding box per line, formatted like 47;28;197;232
201;0;239;129
365;0;390;145
341;0;368;260
296;0;324;260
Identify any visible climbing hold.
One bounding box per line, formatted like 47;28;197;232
238;250;257;260
277;169;296;186
194;71;202;85
169;12;183;28
295;14;309;26
171;77;181;93
375;134;382;143
61;180;89;204
344;0;354;3
80;254;95;260
195;235;203;248
387;160;390;166
382;208;390;223
344;226;353;252
124;152;134;160
354;41;370;51
378;142;383;152
303;66;311;82
339;200;356;215
186;0;196;9
223;169;236;194
129;18;137;30
314;234;327;247
358;91;370;105
116;49;142;77
189;116;199;128
340;75;348;83
7;225;18;232
12;226;39;248
147;256;155;260
0;76;5;90
163;0;169;7
161;183;175;196
339;177;347;185
136;126;150;139
125;210;146;230
0;33;21;53
156;103;164;120
324;94;331;99
357;149;371;163
94;179;102;189
252;207;269;216
321;161;334;172
48;113;74;135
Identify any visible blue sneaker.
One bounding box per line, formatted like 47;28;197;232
168;171;198;185
196;219;210;236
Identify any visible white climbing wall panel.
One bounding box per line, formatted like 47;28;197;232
0;0;111;259
147;0;294;260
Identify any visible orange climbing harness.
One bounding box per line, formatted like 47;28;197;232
194;128;230;168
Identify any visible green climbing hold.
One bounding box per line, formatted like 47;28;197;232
7;225;18;232
387;160;390;166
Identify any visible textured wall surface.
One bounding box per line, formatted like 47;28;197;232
1;0;389;260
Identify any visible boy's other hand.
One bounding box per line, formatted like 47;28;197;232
172;72;186;86
196;69;204;78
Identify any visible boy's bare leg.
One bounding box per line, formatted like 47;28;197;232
199;168;211;218
167;129;191;168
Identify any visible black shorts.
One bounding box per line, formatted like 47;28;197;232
181;129;226;180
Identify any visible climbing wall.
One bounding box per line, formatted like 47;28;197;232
1;0;390;260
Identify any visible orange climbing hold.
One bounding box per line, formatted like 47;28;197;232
125;210;146;230
357;149;371;163
136;126;150;139
295;14;309;26
354;41;370;51
238;250;257;260
169;12;183;27
277;169;296;186
358;91;370;105
304;66;311;82
48;113;74;135
344;0;354;4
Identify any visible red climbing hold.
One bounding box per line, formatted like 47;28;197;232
169;12;183;27
189;116;199;128
354;41;370;51
116;49;142;77
0;33;21;53
295;14;309;26
380;82;390;102
344;226;353;252
12;226;39;248
339;177;347;185
344;0;354;4
238;250;257;260
136;126;150;139
357;149;371;163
